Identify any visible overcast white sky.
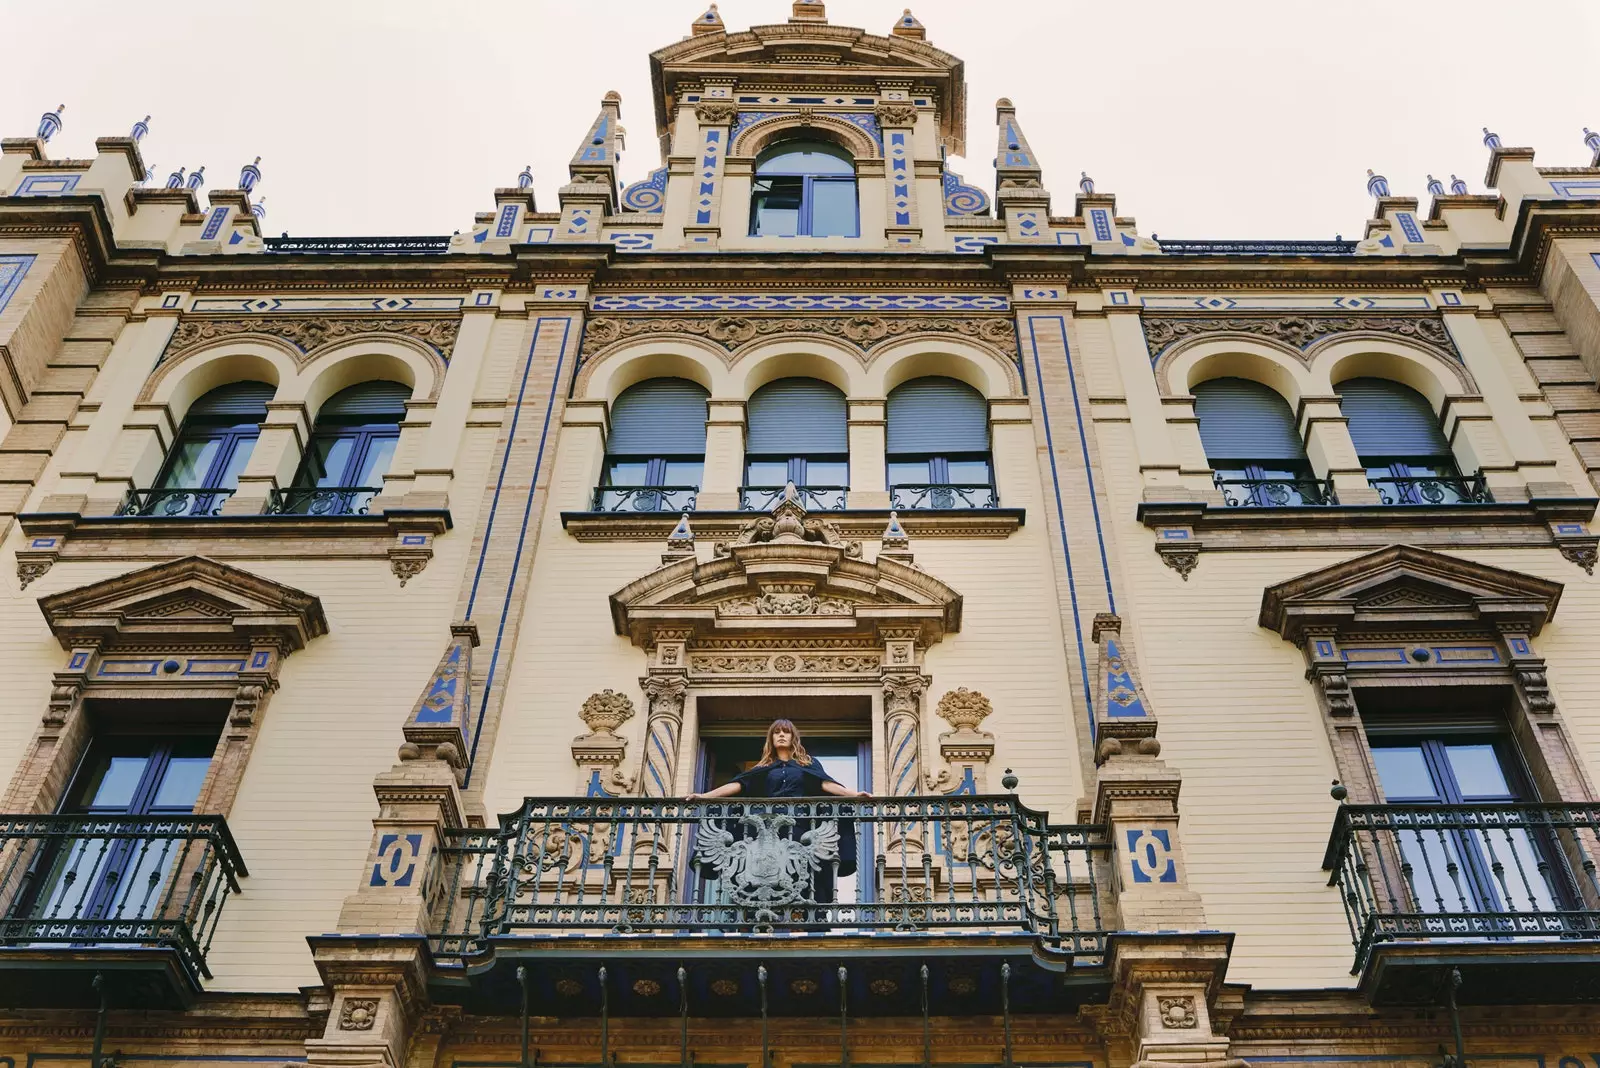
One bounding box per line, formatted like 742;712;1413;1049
3;0;1597;241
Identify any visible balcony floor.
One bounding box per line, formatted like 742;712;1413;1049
0;945;203;1009
1361;940;1600;1006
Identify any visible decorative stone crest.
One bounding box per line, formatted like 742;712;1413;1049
163;316;461;363
1142;314;1457;362
580;314;1014;358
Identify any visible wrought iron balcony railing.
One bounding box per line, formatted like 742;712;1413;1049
1324;802;1600;972
1157;239;1358;256
740;485;847;511
591;486;699;513
429;795;1111;966
889;483;998;510
118;487;234;517
266;485;381;516
1213;473;1338;508
261;236;452;255
0;813;246;986
1370;472;1492;506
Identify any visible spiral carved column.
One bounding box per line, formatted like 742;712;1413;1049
638;675;688;798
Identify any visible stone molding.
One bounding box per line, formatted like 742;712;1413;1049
161;315;461;365
1142;312;1459;363
578;313;1015;358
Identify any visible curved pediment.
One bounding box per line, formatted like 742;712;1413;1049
611;511;961;648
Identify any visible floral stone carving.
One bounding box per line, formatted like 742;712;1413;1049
580;314;1015;358
936;687;994;734
164;316;461;363
580;689;636;735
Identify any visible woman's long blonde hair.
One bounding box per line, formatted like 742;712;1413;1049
755;718;813;767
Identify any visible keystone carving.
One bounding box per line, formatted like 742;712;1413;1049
580;314;1015;357
1142;314;1456;361
164;316;461;363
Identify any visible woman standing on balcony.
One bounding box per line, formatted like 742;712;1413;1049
686;719;866;906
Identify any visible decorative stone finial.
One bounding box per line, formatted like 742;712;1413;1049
130;115;150;142
1001;768;1019;791
993;99;1046;203
879;510;913;564
1585;128;1600;156
1450;174;1469;195
790;0;826;22
165;166;186;189
1364;169;1389;198
186;165;206;191
251;197;267;220
579;689;637;737
692;3;725;34
1482;127;1501;149
238;156;261;192
141;162;155;185
517;164;534;189
1425;174;1444;197
891;8;925;37
935;687;994;735
1079;171;1095;194
663;512;696;564
37;105;64;143
1330;779;1348;802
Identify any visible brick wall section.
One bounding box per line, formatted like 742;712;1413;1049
1494;284;1600;493
0;238;88;430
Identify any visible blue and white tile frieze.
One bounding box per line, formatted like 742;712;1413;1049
591;292;1010;312
191;296;464;313
1139;294;1433;311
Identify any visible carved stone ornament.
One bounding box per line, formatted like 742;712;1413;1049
163;316;461;363
1156;544;1199;580
1312;667;1356;716
935;687;993;733
1142;314;1457;362
1559;541;1598;575
720;584;853;616
713;497;863;559
874;102;918;126
580;689;637;735
17;559;51;589
339;997;380;1031
580;313;1015;358
694;100;738;125
1157;995;1198;1029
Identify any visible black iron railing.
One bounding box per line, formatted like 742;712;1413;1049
1157;239;1358;256
1371;472;1492;506
0;814;246;982
591;486;699;513
1324;802;1600;972
740;485;847;511
429;795;1111;965
118;487;234;517
1214;473;1338;508
262;236;452;255
890;483;998;510
267;486;381;516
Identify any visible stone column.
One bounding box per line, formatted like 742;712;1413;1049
880;628;929;861
847;397;888;509
699;398;745;510
638;636;689;796
222;400;308;515
876;97;922;247
684;95;735;248
1104;309;1186;496
1300;395;1378;504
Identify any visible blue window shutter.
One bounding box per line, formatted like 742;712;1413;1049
319;381;412;421
1191;378;1306;462
746;378;848;454
606;378;710;455
189;381;274;420
1336;377;1451;457
887;377;989;453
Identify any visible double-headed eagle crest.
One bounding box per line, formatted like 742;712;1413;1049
693;812;840;921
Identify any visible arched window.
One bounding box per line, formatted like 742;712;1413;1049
1335;377;1486;504
134;381;274;516
1192;378;1331;506
596;378;709;512
278;381;410;515
749;140;859;238
886;377;996;509
743;377;848;510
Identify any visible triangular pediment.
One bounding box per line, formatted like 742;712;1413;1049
1259;545;1563;643
39;556;328;652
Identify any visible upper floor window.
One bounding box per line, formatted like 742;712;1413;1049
278;381;410;515
743;377;848;510
749;140;859;238
886;377;996;509
136;381;274;517
1335;377;1487;504
1192;378;1331;506
596;377;709;513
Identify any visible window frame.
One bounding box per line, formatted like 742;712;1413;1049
748;141;860;239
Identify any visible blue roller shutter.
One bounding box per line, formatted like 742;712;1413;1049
320;381;411;420
1336;377;1450;456
746;378;847;454
189;381;274;420
607;378;710;455
1191;378;1306;462
886;377;989;454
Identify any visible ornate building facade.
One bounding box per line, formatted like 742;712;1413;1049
3;3;1600;1066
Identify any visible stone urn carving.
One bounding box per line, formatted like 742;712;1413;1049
580;689;636;736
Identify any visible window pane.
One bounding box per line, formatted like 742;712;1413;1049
214;436;258;490
1444;744;1514;799
606;461;650;486
946;459;992;484
152;757;212;810
1371;746;1441;801
354;436;398;487
158;439;221;489
751;178;802;237
306;436;355;487
662;461;703;487
809;179;858;237
888;461;929;485
746;461;790;486
82;756;149;810
757;143;855;175
804;460;849;486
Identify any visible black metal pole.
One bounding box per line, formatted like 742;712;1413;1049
1445;968;1466;1068
920;963;931;1068
1001;962;1014;1068
759;964;770;1068
600;966;611;1068
680;965;691;1068
518;965;531;1068
90;971;108;1068
839;965;850;1068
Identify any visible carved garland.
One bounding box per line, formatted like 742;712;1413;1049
160;316;462;364
579;314;1016;359
1142;314;1458;362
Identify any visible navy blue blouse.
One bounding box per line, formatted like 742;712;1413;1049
733;758;839;798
